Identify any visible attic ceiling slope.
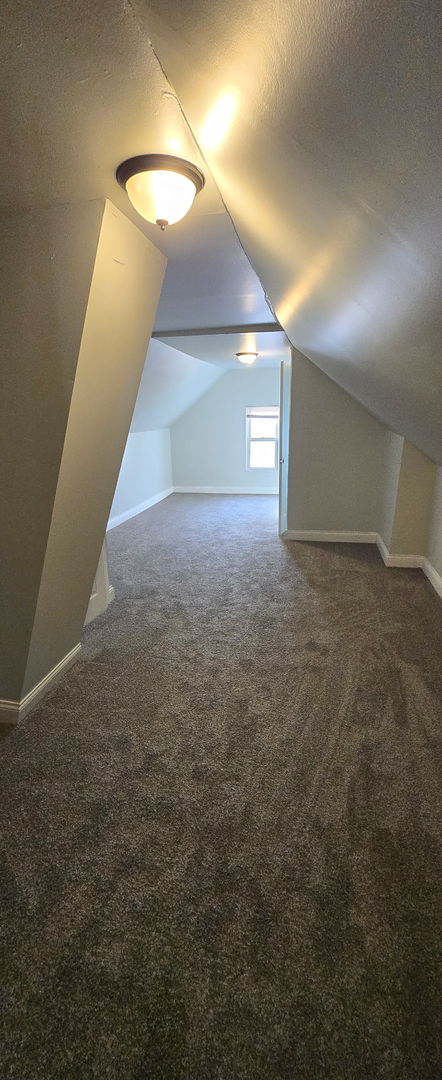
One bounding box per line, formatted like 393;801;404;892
141;0;442;463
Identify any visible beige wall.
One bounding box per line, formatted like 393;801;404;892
388;441;436;556
0;201;105;702
287;351;386;532
22;202;166;696
379;432;404;548
427;467;442;577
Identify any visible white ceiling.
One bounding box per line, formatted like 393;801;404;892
156;330;289;369
154;213;275;331
140;0;442;463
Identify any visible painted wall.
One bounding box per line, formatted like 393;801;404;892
0;200;105;703
427;467;442;577
379;432;404;548
171;367;280;492
109;430;172;526
22;202;166;696
388;441;436;557
287;351;386;532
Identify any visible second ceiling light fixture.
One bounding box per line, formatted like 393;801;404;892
236;352;258;365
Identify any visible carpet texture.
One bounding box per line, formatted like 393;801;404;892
1;494;441;1079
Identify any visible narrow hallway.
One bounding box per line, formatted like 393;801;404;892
1;495;441;1079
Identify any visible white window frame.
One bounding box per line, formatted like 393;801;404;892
246;406;279;470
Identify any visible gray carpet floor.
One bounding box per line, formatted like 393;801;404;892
1;494;441;1079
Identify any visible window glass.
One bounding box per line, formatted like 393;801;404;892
250;417;279;439
249;441;277;469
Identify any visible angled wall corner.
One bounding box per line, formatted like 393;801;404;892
21;201;167;699
378;436;437;561
0;199;106;706
1;199;166;718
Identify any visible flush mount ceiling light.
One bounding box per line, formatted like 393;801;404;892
116;154;205;230
236;351;258;365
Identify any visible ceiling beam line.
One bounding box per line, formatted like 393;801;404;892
153;321;283;338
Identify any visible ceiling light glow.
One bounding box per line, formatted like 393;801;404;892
200;91;238;150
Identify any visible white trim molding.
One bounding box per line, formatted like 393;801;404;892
174;486;278;495
375;534;425;568
422;559;442;599
0;643;82;726
107;487;174;530
283;530;378;544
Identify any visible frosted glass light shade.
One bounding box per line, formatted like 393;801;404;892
126;170;196;226
117;155;205;229
236;352;258;365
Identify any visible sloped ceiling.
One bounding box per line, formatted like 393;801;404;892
0;0;280;432
2;2;440;457
140;0;442;463
130;339;223;431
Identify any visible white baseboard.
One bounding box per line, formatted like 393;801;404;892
0;643;82;727
422;559;442;599
173;486;278;495
107;487;174;530
375;533;390;564
375;534;425;568
283;530;378;543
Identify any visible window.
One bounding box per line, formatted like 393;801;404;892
246;406;279;469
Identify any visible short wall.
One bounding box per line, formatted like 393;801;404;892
287;352;386;532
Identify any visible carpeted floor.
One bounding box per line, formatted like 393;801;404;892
1;494;441;1079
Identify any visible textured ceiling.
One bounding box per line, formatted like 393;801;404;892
140;0;442;463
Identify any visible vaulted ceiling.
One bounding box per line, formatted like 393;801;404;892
140;0;442;463
2;1;441;458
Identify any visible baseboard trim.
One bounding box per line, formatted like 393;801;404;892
174;486;278;495
422;559;442;599
375;533;390;564
375;535;425;568
283;530;378;543
0;643;82;726
107;487;174;530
